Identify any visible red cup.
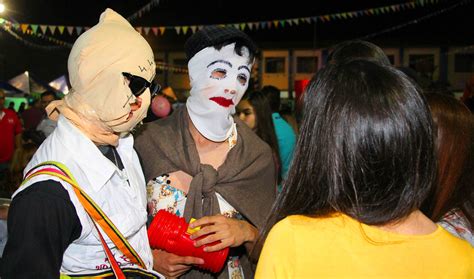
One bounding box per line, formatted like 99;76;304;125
148;210;229;273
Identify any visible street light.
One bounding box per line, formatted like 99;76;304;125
0;1;5;14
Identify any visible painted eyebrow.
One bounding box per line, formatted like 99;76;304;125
238;65;251;73
207;60;232;68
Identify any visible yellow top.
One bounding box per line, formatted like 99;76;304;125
256;214;473;279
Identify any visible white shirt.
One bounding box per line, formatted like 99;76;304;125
14;116;157;277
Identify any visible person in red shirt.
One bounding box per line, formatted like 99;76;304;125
0;89;23;185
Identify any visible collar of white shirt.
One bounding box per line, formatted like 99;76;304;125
53;115;135;192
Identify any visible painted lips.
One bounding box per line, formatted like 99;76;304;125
209;97;234;108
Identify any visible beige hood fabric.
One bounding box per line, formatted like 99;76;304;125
47;8;155;146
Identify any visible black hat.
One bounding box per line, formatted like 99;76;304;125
184;26;258;60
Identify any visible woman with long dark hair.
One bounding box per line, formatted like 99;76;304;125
423;93;474;246
237;91;281;184
255;60;472;278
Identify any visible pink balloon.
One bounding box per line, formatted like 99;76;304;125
151;95;171;118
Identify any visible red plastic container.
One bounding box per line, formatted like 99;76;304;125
148;210;229;273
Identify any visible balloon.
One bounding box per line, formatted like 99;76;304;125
151;95;171;118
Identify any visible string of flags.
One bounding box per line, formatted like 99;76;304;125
156;62;188;73
127;0;161;22
0;18;73;49
358;0;468;40
0;0;442;37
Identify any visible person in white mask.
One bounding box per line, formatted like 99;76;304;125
135;26;276;278
2;9;161;278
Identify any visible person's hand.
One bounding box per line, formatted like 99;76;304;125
152;249;204;278
189;215;258;252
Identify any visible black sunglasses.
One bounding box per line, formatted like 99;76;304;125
122;72;161;97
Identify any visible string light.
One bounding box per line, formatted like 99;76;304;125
0;1;6;14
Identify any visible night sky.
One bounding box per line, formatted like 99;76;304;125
0;0;472;81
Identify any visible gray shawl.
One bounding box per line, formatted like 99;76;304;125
135;107;276;278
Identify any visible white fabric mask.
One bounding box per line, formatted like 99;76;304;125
186;43;253;142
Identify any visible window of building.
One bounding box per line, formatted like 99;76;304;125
296;56;318;73
409;54;435;74
265;57;285;73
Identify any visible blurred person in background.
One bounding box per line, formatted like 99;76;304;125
0;90;22;192
422;93;474;246
261;85;296;182
237;90;281;186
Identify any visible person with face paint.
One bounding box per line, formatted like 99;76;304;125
135;26;276;278
2;9;160;278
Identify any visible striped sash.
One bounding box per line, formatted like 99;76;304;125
22;161;155;278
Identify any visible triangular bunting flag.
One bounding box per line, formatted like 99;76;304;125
293;19;300;25
31;24;38;34
159;27;165;35
233;24;240;30
67;26;74;35
20;24;28;33
324;15;330;21
136;27;142;34
144;27;151;35
240;23;246;30
348;12;355;18
182;26;189;34
384;6;390;12
248;22;254;30
58;26;65;34
369;9;375;15
48;25;57;34
152;27;159;36
191;26;197;33
341;13;348;19
175;26;181;35
76;26;83;35
40;25;47;34
333;14;340;20
0;18;4;25
12;23;20;30
273;20;279;28
319;16;325;22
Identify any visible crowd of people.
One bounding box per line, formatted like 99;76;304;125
0;8;472;279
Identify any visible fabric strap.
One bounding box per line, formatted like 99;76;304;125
22;161;146;277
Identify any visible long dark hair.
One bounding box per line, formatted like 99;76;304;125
243;91;282;183
422;93;474;225
256;60;436;252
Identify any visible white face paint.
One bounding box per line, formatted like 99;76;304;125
186;43;253;141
